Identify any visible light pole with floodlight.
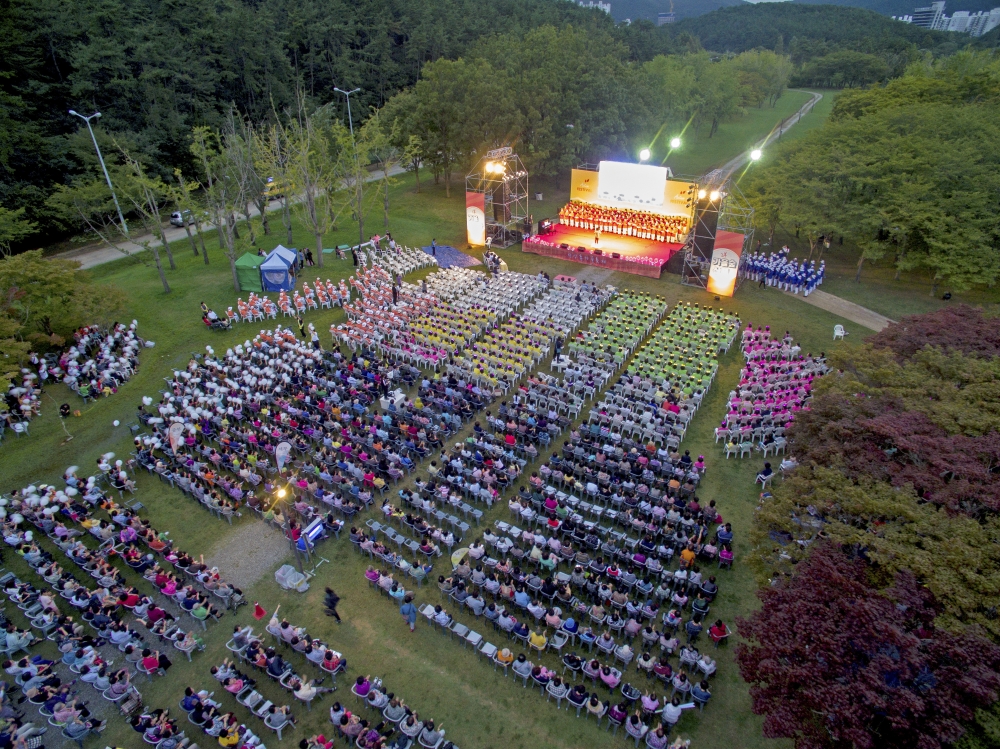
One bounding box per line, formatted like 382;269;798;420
639;148;651;162
68;110;128;236
334;87;364;247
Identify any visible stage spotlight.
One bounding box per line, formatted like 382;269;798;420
276;488;287;499
709;190;720;201
750;149;762;161
639;148;651;161
670;137;681;149
697;189;707;200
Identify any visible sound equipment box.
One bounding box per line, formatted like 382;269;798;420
577;246;587;253
612;252;621;259
559;243;569;250
593;249;602;255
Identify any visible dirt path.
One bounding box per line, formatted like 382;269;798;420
204;519;290;590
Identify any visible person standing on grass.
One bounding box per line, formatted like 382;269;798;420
324;588;342;623
431;238;437;257
400;594;417;632
296;315;306;340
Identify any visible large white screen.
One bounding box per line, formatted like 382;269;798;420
597;161;667;209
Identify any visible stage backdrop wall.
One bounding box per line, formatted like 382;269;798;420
466;191;486;246
707;230;744;297
571;164;693;219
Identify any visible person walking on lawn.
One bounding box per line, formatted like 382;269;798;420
400;594;417;633
324;588;342;623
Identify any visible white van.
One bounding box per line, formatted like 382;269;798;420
169;210;194;227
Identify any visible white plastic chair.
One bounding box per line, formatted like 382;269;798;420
833;325;846;340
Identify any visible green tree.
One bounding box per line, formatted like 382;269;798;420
0;250;125;347
0;207;36;257
169;170;208;262
362;110;401;230
280;103;352;268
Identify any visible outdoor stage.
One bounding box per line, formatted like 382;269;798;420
522;223;682;278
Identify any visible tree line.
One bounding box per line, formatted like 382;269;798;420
737;305;1000;749
0;0;615;248
0;0;965;251
13;29;792;294
744;51;1000;293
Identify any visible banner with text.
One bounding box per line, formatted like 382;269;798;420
570;169;599;203
466;191;486;246
663;180;696;219
706;230;744;297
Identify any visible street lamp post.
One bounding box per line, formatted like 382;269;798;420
334;87;364;247
68;110;128;236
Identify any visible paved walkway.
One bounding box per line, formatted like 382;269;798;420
55;164;407;270
783;288;895;331
715;90;823;179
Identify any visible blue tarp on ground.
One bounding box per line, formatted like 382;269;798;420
421;244;482;269
260;251;294;292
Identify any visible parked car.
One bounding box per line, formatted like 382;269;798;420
169;210;194;227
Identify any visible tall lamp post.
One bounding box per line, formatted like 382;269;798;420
334;87;364;247
68;110;128;236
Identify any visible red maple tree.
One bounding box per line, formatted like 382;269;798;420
870;305;1000;360
736;544;1000;749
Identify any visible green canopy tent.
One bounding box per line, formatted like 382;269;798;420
235;252;264;292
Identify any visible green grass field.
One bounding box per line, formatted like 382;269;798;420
0;98;897;748
663;89;815;177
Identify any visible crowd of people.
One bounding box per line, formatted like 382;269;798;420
2;322;150;437
741;246;825;296
0;238;769;748
558;201;690;244
718;326;828;460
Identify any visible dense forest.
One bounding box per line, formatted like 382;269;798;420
618;0;1000;24
0;0;619;246
793;0;1000;20
743;52;1000;292
671;3;962;56
0;0;984;251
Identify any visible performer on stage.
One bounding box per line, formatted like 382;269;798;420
594;228;601;247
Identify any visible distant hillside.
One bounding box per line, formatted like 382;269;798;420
670;3;962;53
793;0;1000;18
610;0;1000;25
611;0;744;23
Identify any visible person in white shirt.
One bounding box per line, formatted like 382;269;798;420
433;606;451;626
661;695;695;728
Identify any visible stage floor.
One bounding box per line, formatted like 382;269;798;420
539;224;681;262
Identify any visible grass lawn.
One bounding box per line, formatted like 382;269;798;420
759;222;1000;322
768;89;839;147
662;89;815;177
2;172;870;749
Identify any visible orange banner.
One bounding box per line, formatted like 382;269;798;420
570;169;598;203
466;191;486;246
707;230;744;297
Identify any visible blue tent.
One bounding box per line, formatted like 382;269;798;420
260;252;294;292
271;244;299;269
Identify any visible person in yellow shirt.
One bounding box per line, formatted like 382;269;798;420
680;545;697;569
529;629;548;650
